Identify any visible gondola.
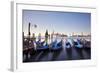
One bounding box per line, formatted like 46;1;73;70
65;41;72;49
81;39;91;49
35;41;49;51
50;40;62;51
73;39;83;49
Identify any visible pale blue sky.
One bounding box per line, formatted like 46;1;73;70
22;10;91;36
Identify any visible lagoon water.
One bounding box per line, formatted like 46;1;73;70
23;36;91;62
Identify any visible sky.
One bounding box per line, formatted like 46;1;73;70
22;10;91;36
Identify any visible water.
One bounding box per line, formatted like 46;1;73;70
23;36;91;62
